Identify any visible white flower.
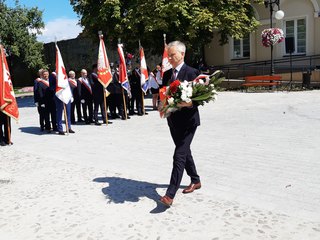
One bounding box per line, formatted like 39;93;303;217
185;97;192;103
186;86;193;97
167;97;174;105
199;79;204;84
181;93;187;101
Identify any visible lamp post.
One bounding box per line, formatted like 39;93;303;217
264;0;284;75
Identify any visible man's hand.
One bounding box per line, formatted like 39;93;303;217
177;101;193;108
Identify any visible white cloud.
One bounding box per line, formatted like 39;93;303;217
37;18;83;43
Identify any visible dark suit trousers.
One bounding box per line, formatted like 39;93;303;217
0;112;11;144
166;126;200;199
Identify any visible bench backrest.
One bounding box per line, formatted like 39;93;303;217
244;75;282;81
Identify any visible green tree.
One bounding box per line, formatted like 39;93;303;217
70;0;263;63
0;0;45;69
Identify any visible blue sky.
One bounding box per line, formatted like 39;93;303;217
6;0;83;43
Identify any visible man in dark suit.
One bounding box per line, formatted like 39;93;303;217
78;69;94;124
160;41;201;207
91;64;106;125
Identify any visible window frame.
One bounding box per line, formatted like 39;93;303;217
284;17;307;55
230;34;251;60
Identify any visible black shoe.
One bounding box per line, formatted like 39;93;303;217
95;122;101;126
58;131;65;135
0;141;6;146
78;119;85;123
121;116;130;120
52;128;58;132
137;112;143;116
40;127;44;132
69;129;75;133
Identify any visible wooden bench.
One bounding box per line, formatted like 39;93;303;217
242;75;282;88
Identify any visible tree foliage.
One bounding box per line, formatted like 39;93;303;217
0;0;45;69
70;0;263;62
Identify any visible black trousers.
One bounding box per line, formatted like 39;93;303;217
45;98;57;130
82;98;93;123
166;126;200;199
93;98;106;122
71;98;82;123
129;91;142;114
37;104;50;130
0;112;11;144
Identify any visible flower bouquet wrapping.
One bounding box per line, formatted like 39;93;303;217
261;28;284;47
159;70;224;118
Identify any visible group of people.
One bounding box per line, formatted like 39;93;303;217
33;63;163;135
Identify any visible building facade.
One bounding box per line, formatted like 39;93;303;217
204;0;320;84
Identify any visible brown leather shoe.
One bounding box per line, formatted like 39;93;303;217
182;182;201;194
160;195;173;207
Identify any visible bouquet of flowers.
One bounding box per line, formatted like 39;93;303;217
159;70;224;118
261;28;284;47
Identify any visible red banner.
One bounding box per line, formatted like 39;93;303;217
0;45;19;121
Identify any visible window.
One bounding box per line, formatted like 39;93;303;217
232;34;250;59
285;18;306;54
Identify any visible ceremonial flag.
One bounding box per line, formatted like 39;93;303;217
0;44;19;120
117;44;131;94
97;35;112;88
161;43;171;79
140;46;149;93
55;43;73;104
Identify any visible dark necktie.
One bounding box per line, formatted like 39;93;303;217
171;68;178;82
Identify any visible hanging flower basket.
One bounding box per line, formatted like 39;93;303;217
261;28;284;47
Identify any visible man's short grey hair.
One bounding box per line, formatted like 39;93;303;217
167;41;186;53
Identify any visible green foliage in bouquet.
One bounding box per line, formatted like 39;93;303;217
190;70;224;106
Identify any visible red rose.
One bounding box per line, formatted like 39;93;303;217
169;80;180;94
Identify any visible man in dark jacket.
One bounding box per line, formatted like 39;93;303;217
34;69;50;132
160;41;201;207
91;64;106;125
78;69;94;124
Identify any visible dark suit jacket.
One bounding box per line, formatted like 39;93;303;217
91;73;104;102
162;63;200;130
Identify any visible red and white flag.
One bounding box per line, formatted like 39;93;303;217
55;43;73;104
97;35;112;88
140;46;149;93
117;44;130;94
0;44;19;121
161;43;171;79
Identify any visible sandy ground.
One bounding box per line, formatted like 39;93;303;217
1;91;320;240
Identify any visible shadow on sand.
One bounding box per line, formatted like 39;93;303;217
16;96;35;108
93;176;177;214
19;126;45;135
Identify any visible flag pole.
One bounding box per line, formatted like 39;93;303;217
103;89;108;124
139;40;146;115
99;31;109;125
119;38;128;120
7;115;11;145
63;104;69;135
